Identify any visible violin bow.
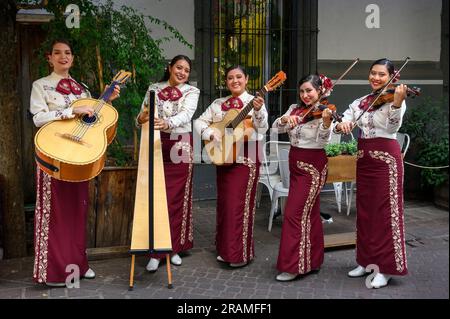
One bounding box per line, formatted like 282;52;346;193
298;58;360;122
354;56;411;123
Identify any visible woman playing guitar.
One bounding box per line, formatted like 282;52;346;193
194;65;267;268
30;39;120;287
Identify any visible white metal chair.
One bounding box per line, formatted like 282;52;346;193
268;146;290;231
345;132;410;215
256;141;282;208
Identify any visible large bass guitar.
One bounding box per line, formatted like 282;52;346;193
204;71;286;166
34;70;131;182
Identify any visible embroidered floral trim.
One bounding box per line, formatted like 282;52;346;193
239;156;257;263
296;161;322;274
369;150;406;273
33;169;52;283
175;142;194;245
357;150;364;160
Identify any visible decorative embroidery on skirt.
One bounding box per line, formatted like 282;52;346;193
357;150;364;160
34;170;52;283
239;157;257;263
175;142;194;245
369;150;406;273
296;161;322;274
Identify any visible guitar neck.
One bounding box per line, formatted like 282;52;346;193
99;80;119;102
231;87;267;128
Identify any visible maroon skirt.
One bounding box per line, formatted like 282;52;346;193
33;167;89;284
150;132;194;258
276;147;328;275
355;137;408;276
215;142;261;264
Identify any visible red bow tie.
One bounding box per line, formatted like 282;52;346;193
221;96;244;111
158;86;183;102
55;78;83;95
358;94;377;112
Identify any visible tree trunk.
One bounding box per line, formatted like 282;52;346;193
0;0;27;258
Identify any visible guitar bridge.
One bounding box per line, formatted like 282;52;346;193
56;133;92;147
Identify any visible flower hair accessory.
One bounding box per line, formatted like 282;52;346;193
319;74;333;98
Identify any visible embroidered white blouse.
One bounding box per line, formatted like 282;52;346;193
272;104;333;149
194;91;269;141
30;72;91;127
334;95;406;139
138;82;200;133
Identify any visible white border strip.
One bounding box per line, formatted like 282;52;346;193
336;80;444;85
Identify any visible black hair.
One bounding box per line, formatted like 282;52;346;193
160;55;192;83
297;74;322;107
48;39;74;56
370;58;395;75
224;65;248;78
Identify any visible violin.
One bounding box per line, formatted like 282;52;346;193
299;101;342;123
371;85;421;109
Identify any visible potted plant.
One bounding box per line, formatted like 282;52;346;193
402;97;449;208
325;140;357;183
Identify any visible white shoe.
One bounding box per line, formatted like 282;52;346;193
46;282;66;287
229;261;247;268
170;254;182;266
146;258;160;272
348;265;366;277
370;273;392;289
216;256;225;262
83;268;96;279
276;272;298;282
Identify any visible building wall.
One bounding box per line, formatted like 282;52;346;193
318;0;441;61
112;0;195;60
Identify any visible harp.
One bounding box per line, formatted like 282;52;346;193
129;90;173;290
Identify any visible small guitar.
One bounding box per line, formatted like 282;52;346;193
34;70;131;182
204;71;286;166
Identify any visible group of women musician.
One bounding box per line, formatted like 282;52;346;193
30;39;408;289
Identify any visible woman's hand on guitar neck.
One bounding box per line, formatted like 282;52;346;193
253;95;265;111
73;106;95;117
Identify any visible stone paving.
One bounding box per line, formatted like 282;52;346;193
0;194;448;299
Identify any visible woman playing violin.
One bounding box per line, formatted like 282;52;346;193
272;74;333;281
30;39;120;287
335;58;408;288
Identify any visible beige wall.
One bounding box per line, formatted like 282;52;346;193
318;0;441;61
112;0;195;59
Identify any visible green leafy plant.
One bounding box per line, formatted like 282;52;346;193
28;0;192;166
402;97;449;188
325;140;357;157
325;143;342;157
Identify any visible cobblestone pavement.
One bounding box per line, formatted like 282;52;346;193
0;195;448;299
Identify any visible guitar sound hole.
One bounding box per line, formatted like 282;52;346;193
81;114;98;125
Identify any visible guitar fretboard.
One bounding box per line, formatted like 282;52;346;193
230;86;268;129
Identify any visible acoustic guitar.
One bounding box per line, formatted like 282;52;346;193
204;71;286;166
34;70;131;182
